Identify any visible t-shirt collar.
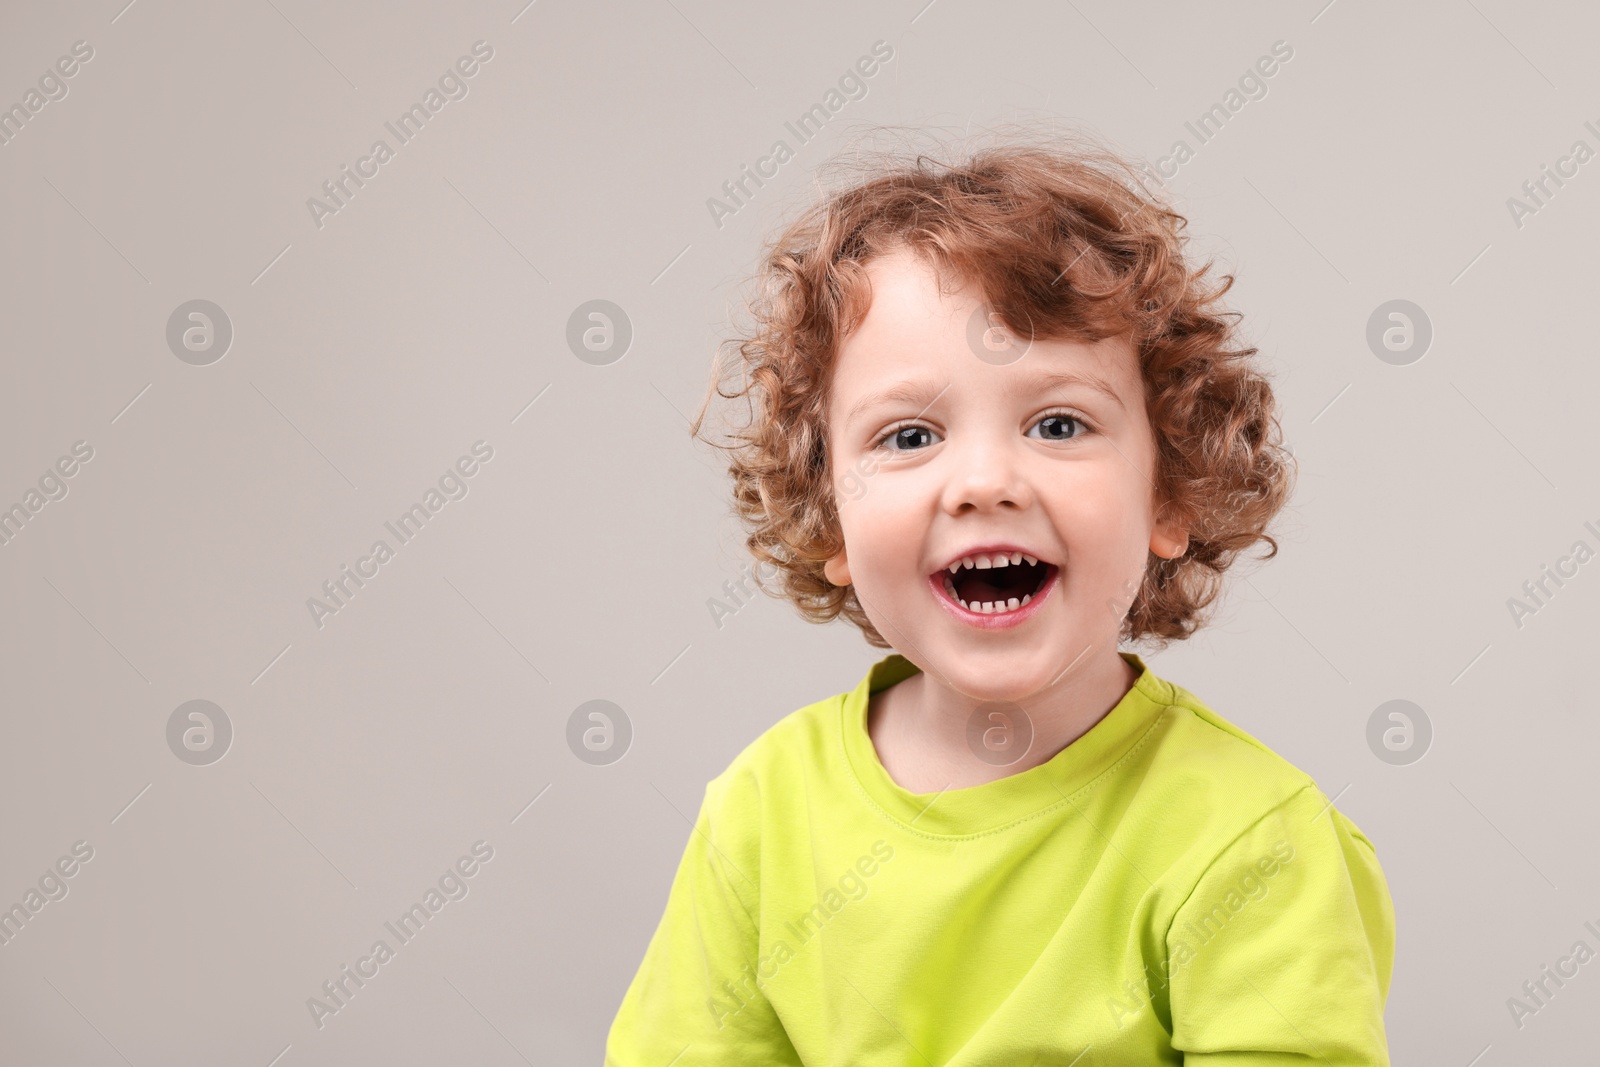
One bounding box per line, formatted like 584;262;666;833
839;650;1171;837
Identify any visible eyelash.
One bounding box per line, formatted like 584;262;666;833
871;410;1094;451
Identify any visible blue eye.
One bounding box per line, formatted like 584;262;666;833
872;413;1091;451
1028;413;1090;442
876;424;941;452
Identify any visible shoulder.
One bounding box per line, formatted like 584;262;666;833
701;679;847;817
1140;675;1321;819
681;680;852;908
1124;672;1369;883
1131;673;1390;931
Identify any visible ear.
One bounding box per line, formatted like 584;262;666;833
1150;495;1189;560
1150;520;1189;560
824;549;852;587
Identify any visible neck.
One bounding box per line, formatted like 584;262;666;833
894;641;1138;788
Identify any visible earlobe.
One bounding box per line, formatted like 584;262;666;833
1150;524;1189;560
1150;498;1189;560
824;551;851;587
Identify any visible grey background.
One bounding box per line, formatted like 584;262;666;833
1;0;1595;1062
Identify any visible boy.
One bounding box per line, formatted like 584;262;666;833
606;133;1394;1064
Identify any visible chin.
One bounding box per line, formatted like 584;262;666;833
929;646;1062;705
931;622;1116;701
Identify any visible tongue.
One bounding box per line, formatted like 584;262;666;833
959;575;1012;602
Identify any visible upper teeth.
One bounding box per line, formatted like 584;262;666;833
947;551;1038;573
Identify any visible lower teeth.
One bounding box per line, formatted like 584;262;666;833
942;575;1033;614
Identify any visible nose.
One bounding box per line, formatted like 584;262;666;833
938;429;1034;515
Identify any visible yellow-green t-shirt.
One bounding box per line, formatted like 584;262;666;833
606;651;1395;1065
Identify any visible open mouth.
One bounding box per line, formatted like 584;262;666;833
933;551;1057;615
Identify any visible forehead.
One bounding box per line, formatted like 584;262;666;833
828;248;1143;410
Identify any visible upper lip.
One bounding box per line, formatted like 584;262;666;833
931;543;1056;575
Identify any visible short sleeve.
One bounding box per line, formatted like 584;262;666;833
604;778;802;1066
1166;784;1395;1065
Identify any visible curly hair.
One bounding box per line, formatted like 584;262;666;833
691;126;1296;651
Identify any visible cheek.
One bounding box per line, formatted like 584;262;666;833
1052;473;1131;525
837;490;923;581
1046;473;1153;561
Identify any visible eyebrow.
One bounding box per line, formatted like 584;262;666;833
844;370;1127;428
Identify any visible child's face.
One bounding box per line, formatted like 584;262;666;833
823;248;1188;701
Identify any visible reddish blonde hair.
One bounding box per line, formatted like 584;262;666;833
692;128;1296;650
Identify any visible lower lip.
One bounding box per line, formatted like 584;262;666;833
927;565;1058;631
